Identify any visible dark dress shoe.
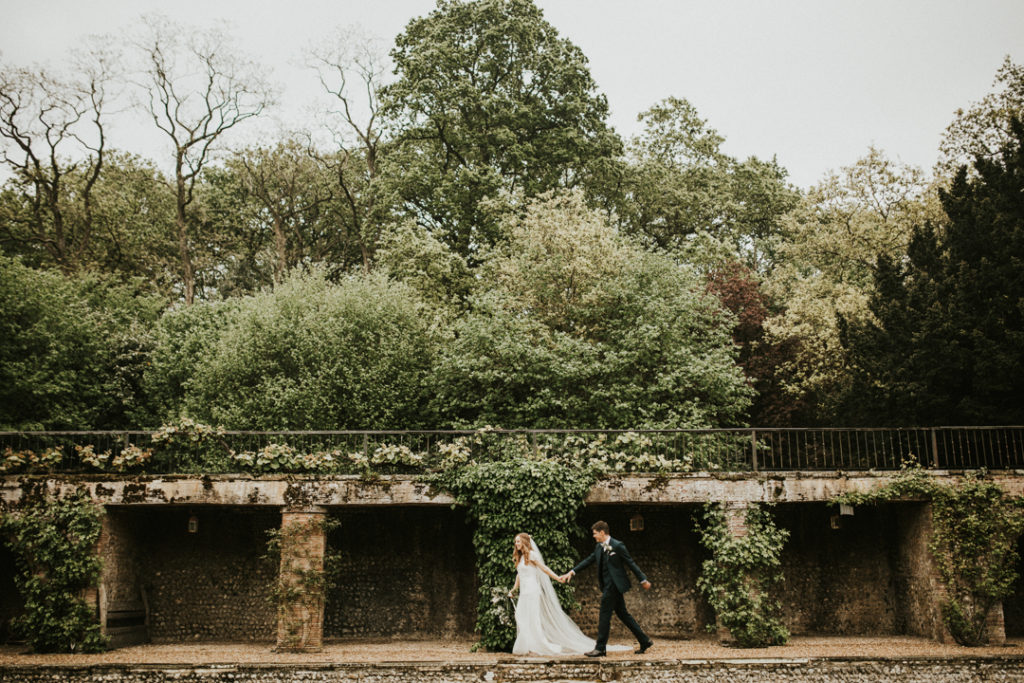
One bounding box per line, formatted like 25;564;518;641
584;649;606;657
636;640;654;654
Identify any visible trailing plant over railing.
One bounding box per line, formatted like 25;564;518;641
833;463;1024;646
150;418;230;472
428;430;596;651
0;489;107;653
695;503;790;648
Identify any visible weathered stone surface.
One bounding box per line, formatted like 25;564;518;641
7;471;1024;508
5;658;1024;682
324;507;477;639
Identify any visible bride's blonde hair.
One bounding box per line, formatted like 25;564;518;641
513;532;535;567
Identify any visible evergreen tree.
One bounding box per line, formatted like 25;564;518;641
842;119;1024;425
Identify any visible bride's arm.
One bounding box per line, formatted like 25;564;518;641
533;559;562;581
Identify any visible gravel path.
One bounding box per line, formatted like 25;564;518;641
2;636;1023;666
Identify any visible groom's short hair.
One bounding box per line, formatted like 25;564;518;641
591;521;610;534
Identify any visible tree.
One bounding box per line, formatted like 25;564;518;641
624;97;798;268
430;191;752;428
938;56;1024;178
203;140;337;290
841;119;1024;425
0;43;117;272
307;27;395;271
381;0;621;260
178;269;440;429
761;148;943;423
136;17;274;304
0;257;163;430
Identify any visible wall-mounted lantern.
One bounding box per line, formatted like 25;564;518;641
629;512;645;532
188;514;199;534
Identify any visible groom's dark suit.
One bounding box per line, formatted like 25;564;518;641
572;537;651;652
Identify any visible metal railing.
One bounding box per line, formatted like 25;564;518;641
1;427;1023;475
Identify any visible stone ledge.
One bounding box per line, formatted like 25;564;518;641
5;471;1024;507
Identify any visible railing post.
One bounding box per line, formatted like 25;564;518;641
362;434;369;461
931;428;940;468
750;429;758;473
530;431;539;458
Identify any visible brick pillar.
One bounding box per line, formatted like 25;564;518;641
986;601;1007;645
275;507;328;652
717;502;748;643
96;509;149;648
723;502;749;538
898;502;954;643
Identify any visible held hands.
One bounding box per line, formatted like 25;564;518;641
558;570;575;583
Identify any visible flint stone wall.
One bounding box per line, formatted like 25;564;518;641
5;659;1024;682
571;504;712;640
106;507;280;642
324;507;477;638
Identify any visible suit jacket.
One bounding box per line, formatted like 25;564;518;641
572;537;647;594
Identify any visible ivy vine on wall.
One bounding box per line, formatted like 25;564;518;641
834;465;1024;646
694;502;790;648
428;435;596;652
0;489;107;653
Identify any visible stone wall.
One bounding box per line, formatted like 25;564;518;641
572;504;712;640
1004;536;1024;636
323;507;477;639
0;542;21;643
5;659;1024;682
775;502;903;635
126;507;280;642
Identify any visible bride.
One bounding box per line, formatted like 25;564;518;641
507;532;627;656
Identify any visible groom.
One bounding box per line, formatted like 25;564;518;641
560;521;653;656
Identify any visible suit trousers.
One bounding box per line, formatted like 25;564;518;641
594;581;648;651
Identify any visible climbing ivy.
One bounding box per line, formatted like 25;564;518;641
0;489;107;653
834;465;1024;646
695;503;790;648
429;436;596;652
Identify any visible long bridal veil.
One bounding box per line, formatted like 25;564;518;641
516;539;604;655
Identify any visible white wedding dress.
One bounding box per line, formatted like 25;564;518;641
511;540;629;656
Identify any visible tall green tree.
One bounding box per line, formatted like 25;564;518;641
762;148;943;424
841;119;1024;425
381;0;621;260
624;97;798;268
938;56;1024;178
430;191;752;428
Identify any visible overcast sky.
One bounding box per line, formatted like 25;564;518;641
2;0;1022;189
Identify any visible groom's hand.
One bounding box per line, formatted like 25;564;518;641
641;580;652;590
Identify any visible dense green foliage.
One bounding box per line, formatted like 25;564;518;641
165;269;439;429
381;0;620;259
835;466;1024;646
0;490;107;653
430;192;753;428
695;503;790;648
841;119;1024;425
0;256;164;430
429;436;596;651
1;2;1022;431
